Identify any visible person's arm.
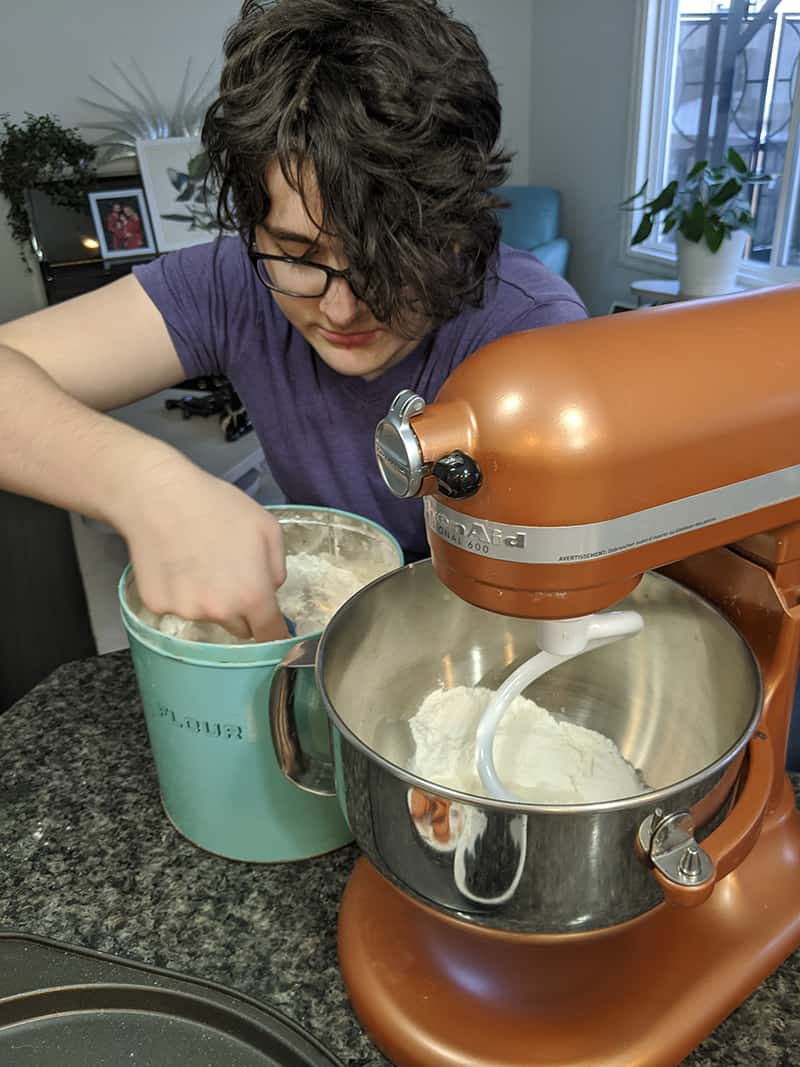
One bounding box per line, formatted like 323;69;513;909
0;274;288;641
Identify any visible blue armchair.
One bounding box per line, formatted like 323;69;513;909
496;185;571;278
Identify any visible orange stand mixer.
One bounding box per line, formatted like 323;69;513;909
334;284;800;1067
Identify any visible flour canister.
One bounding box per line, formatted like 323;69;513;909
119;505;403;862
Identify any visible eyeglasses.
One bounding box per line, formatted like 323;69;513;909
247;233;362;299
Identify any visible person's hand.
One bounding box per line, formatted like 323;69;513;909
111;456;289;642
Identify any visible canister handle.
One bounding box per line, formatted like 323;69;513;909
268;637;337;797
653;730;773;908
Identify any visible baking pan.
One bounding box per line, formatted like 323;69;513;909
0;932;343;1066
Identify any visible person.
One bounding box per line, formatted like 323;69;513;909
0;0;585;645
121;205;144;250
106;203;124;250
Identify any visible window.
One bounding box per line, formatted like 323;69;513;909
628;0;800;284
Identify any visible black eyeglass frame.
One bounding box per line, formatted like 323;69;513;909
247;231;361;299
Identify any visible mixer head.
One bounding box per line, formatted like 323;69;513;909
375;285;800;620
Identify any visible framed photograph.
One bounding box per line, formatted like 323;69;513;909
87;188;156;260
136;136;218;253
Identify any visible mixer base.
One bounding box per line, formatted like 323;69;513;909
338;777;800;1067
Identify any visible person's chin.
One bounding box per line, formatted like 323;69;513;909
314;331;397;378
319;347;390;378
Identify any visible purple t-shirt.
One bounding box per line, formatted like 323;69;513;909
134;236;586;559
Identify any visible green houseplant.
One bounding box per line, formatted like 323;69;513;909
0;113;96;264
622;148;772;297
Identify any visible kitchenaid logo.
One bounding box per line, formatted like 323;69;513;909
435;513;527;550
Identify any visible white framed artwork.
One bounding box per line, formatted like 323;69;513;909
135;136;218;253
87;187;156;260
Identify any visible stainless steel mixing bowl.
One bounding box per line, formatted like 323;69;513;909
273;560;761;933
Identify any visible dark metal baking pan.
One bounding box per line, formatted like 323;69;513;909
0;932;343;1066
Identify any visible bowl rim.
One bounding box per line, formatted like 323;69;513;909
317;560;764;814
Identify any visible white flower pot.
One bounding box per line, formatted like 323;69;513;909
677;230;747;298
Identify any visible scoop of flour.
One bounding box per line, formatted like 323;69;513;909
276;551;383;636
133;550;388;643
408;685;645;804
136;607;242;644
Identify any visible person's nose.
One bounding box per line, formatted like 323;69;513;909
318;276;361;327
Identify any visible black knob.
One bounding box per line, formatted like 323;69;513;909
431;451;482;500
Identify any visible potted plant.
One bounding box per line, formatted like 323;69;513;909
622;148;772;297
0;113;96;265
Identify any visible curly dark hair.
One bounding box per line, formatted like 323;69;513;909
203;0;511;331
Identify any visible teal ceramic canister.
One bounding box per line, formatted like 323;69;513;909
118;505;403;862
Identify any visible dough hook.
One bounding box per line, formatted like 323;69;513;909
475;611;644;802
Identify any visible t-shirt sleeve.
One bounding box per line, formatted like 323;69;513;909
504;296;587;332
132;237;245;380
462;270;587;358
474;248;589;344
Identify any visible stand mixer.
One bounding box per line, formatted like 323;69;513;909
274;284;800;1067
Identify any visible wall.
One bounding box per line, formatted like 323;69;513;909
454;0;534;182
529;0;662;316
0;0;534;325
0;213;43;325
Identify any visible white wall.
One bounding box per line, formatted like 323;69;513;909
454;0;534;181
529;0;658;316
0;0;534;325
0;211;43;324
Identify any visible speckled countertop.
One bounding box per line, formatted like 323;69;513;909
1;651;800;1066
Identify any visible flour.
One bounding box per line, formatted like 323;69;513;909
133;550;387;643
135;608;243;645
408;685;645;804
276;551;385;636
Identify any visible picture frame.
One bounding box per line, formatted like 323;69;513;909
26;175;143;266
87;187;156;260
135;135;219;253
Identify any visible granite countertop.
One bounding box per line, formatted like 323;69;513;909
1;651;799;1066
